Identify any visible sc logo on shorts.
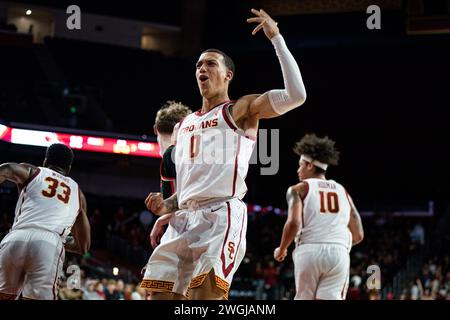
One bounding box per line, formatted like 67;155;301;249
227;242;235;260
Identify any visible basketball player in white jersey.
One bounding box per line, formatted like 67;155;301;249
142;8;307;300
273;134;364;300
0;143;90;300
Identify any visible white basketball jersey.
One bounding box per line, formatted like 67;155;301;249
12;167;80;239
175;101;256;208
296;178;352;250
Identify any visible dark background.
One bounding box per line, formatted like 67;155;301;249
1;0;450;209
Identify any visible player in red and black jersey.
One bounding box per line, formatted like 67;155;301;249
146;101;191;248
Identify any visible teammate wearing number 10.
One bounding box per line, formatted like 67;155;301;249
274;134;364;300
0;143;90;300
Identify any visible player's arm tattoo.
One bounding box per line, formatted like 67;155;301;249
286;186;300;208
164;193;179;213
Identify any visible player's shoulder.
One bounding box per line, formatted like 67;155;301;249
235;94;259;108
231;95;261;121
237;94;260;101
163;145;175;161
290;182;309;200
20;162;38;170
19;163;39;175
165;144;175;152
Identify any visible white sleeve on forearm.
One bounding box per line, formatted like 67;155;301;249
268;34;307;115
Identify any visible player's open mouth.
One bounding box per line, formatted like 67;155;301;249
199;75;209;83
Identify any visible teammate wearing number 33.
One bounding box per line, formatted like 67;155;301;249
274;134;364;300
0;143;90;300
141;8;307;300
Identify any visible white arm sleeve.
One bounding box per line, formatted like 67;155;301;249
268;34;307;115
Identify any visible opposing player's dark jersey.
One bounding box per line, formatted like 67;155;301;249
160;145;176;199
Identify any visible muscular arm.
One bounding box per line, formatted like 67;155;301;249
278;183;307;252
1;163;36;195
65;191;91;255
347;194;364;246
0;162;35;186
163;192;179;213
150;213;174;248
278;186;303;252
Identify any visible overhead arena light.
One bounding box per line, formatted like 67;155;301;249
26;9;32;15
0;122;160;158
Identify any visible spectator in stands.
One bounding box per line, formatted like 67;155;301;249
262;260;279;299
83;280;103;300
410;279;420;300
410;223;425;246
399;288;409;300
252;262;265;300
386;291;395;300
368;290;381;300
123;283;134;300
115;279;125;300
347;280;362;300
104;279;118;300
94;282;106;300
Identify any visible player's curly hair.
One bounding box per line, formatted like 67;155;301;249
154;101;192;134
293;134;340;166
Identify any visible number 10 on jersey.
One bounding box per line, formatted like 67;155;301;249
319;191;340;214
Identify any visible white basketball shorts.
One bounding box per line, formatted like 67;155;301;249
141;198;247;298
293;243;350;300
0;228;65;300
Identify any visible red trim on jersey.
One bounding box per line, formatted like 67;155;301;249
195;100;232;116
15;170;38;222
170;180;175;195
22;167;41;189
221;103;257;141
301;200;305;230
78;187;82;211
301;181;309;201
174;119;186;146
231;136;241;197
344;189;351;203
160;159;175;182
221;202;246;278
52;247;64;300
344;188;352;217
221;202;232;277
178;117;186;127
297;213;304;244
222;102;238;130
15;193;26;223
297;182;308;242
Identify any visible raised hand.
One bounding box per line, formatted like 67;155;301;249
246;8;280;40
